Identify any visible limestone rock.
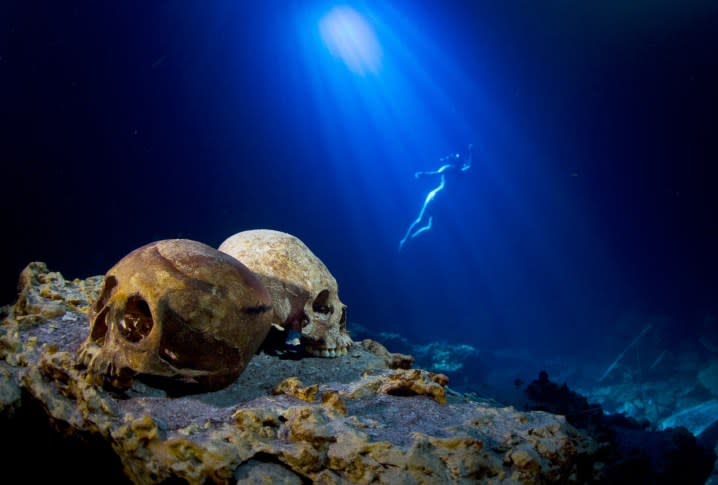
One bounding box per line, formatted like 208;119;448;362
11;261;103;325
0;263;599;484
0;363;21;417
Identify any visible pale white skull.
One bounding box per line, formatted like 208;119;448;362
218;229;352;357
77;239;273;391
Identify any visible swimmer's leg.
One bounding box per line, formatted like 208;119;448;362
398;176;446;251
399;219;420;251
410;216;433;239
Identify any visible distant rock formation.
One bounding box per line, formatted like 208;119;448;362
524;370;717;485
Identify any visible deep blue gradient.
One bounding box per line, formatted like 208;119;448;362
2;1;717;378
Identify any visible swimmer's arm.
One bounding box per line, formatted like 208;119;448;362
415;163;454;178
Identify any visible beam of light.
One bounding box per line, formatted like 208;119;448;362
290;2;629;369
318;6;382;75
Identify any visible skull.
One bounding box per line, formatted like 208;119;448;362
218;229;352;357
77;239;273;391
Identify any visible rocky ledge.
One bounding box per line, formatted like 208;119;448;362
0;262;684;484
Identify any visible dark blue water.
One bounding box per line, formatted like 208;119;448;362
2;1;717;403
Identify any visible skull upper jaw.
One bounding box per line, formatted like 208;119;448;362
301;303;352;357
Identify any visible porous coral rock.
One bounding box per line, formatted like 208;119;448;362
234;459;303;484
0;263;600;484
0;363;21;416
375;368;449;404
360;338;415;369
272;376;320;402
12;261;103;325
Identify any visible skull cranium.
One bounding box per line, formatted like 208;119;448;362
77;239;273;391
218;229;352;357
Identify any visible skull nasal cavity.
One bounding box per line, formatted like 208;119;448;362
95;276;117;311
89;275;118;344
119;296;154;343
312;289;333;314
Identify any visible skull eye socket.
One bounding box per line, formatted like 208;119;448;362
312;289;333;315
119;295;153;343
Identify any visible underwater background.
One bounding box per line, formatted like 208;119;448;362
2;0;718;444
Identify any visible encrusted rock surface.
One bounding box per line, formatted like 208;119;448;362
0;263;600;484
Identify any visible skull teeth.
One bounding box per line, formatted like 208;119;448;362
305;344;351;358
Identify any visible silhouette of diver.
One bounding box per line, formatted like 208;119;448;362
399;144;474;252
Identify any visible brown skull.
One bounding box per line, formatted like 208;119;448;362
77;239;273;391
218;229;352;357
